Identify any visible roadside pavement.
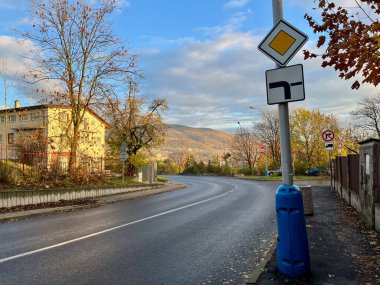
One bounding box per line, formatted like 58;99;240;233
252;185;380;285
0;182;186;223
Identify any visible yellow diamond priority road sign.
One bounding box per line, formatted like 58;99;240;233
258;20;308;66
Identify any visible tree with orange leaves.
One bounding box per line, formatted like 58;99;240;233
304;0;380;89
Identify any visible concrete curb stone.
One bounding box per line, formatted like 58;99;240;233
0;182;187;223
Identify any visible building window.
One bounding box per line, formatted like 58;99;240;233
83;118;89;129
31;112;40;121
8;115;16;123
0;116;5;123
8;133;14;144
0;134;2;143
60;134;67;145
80;133;90;143
19;114;28;121
59;113;69;123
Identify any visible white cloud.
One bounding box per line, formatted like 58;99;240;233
1;0;372;130
290;0;378;25
224;0;250;9
0;0;27;9
288;0;357;8
15;17;34;26
0;36;40;88
117;0;130;7
0;36;58;106
142;31;272;127
141;27;377;130
196;11;251;37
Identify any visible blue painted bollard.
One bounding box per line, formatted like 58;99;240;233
276;185;310;278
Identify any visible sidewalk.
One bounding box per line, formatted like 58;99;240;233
0;182;187;223
253;186;380;285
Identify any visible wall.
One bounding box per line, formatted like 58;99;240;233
0;105;108;172
375;204;380;232
358;139;380;228
332;139;380;232
333;155;360;211
0;185;160;208
47;107;107;170
0;106;48;160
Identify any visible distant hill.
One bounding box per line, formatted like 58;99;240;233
156;124;232;161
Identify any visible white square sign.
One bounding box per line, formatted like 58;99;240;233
266;64;305;105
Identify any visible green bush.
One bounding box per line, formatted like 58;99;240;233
156;176;170;183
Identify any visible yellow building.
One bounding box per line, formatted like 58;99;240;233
0;100;111;171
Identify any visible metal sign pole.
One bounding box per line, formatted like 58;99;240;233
272;0;293;185
265;145;268;176
272;0;310;278
278;104;293;184
329;150;332;191
122;162;125;184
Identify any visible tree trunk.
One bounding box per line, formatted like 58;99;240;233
68;123;80;173
248;161;254;175
69;144;77;173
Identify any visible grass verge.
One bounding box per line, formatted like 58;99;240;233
242;175;329;181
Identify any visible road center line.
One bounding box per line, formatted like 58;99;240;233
0;187;235;264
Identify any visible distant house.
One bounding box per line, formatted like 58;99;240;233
0;100;111;170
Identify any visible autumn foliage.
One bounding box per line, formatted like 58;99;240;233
304;0;380;89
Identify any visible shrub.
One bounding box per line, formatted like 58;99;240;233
156;176;170;183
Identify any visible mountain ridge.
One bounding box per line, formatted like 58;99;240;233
157;124;232;161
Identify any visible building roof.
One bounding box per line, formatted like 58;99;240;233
358;138;380;145
0;104;112;129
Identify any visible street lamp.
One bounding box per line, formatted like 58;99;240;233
249;106;267;117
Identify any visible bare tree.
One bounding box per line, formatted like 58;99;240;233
351;96;380;138
252;109;281;167
231;123;259;175
339;124;362;155
20;0;139;172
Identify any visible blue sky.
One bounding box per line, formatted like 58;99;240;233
0;0;378;132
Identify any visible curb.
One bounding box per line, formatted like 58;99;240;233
0;204;98;223
246;235;277;284
0;183;187;223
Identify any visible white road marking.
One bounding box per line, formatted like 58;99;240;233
0;187;235;264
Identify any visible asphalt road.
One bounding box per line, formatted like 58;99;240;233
0;176;278;285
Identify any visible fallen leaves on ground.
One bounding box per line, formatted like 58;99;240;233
336;198;380;284
0;198;98;213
